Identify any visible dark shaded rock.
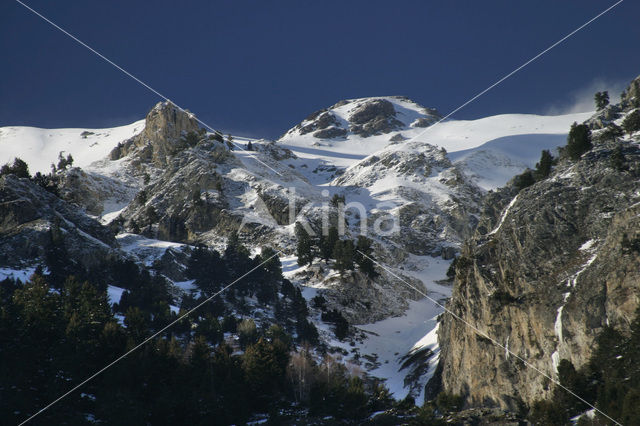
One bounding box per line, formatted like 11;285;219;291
0;175;116;268
349;99;396;124
313;127;347;139
299;111;342;135
389;133;407;142
348;99;404;137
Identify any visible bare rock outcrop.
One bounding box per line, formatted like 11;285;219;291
0;175;117;268
110;101;201;167
436;136;640;410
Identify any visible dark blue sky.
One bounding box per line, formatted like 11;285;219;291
1;1;639;138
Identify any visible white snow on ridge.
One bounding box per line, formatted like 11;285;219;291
280;99;591;190
0;119;144;174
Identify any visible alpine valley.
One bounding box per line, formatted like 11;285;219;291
2;76;640;424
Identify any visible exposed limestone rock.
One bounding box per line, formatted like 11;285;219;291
436;137;640;410
110;101;201;167
621;74;640;108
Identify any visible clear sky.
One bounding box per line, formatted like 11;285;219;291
1;0;639;139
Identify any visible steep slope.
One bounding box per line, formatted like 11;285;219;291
0;174;117;269
0;96;597;404
436;89;640;410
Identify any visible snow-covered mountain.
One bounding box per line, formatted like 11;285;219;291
278;96;591;189
0;96;591;401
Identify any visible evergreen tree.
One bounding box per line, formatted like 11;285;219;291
246;140;253;150
296;318;319;344
595;91;610;110
295;222;314;266
354;235;378;278
333;239;355;275
566;122;592;160
622;110;640;135
319;225;339;261
321;309;349;340
534;150;553;180
0;157;30;178
259;246;283;280
513;169;535;191
223;233;252;296
243;338;289;407
187;245;226;296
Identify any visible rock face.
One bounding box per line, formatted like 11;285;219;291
0;175;116;268
621;74;640;107
110;102;201;167
436;135;640;410
57;167;135;216
349;99;404;137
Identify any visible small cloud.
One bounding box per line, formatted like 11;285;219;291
544;78;628;115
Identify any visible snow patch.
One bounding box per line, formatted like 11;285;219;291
487;194;519;236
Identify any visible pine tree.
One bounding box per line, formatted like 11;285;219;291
0;157;30;178
247;140;253;151
354;236;378;278
242;338;289;406
513;169;535;191
333;239;354;275
259;246;283;280
319;225;339;261
295;222;314;266
595;91;610;110
566;122;592;160
534;150;553;180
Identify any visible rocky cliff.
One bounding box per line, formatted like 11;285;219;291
436;84;640;410
110;101;201;167
0;174;117;269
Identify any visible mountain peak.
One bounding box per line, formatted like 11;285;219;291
281;96;441;141
110;101;202;166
